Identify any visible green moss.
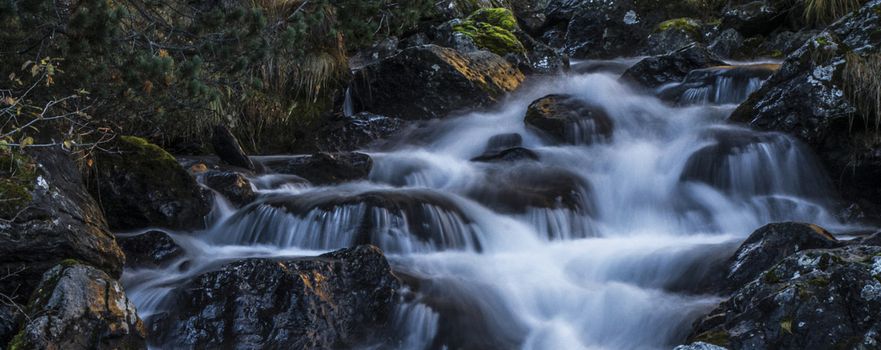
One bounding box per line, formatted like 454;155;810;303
105;136;186;185
692;329;730;347
764;269;781;284
807;276;830;287
453;21;525;56
0;151;37;219
8;330;29;350
657;17;702;35
467;8;517;31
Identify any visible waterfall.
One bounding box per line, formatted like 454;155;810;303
124;60;856;350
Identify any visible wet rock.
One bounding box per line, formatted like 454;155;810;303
472;147;539;163
0;147;124;305
88;136;211;231
203;170;257;207
310;112;406;152
117;231;184;269
10;262;147;349
707;29;744;58
350;45;524;120
674;342;729;350
621;45;725;89
525;94;613;144
723;222;840;293
729;1;881;218
642;18;704;56
149;245;399;349
262;152;373;185
657;64;779;105
689;244;881;349
211;125;255;171
349;36;401;70
719;0;785;37
0;305;20;346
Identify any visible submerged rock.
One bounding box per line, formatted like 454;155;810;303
117;231;185;269
467;163;593;215
621;45;726;89
149;245;399;349
524;94;613;144
729;1;881;219
0;147;124;306
9;262;147;349
310;112;405;152
88;136;211;231
262;152;373;185
471;147;540;163
350;45;524;120
657;64;779;105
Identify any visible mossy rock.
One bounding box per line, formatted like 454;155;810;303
0;151;36;219
453;9;526;57
89;136;210;230
657;17;702;35
468;7;518;31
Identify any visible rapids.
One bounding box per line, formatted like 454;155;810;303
123;60;855;349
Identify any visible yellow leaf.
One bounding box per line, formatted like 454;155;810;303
158;49;169;58
781;320;792;334
20;136;34;148
30;64;40;77
63;140;73;149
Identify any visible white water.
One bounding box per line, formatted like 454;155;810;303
124;63;854;349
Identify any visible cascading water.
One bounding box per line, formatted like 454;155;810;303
123;60;856;349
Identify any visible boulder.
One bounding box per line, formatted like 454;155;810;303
117;231;185;269
350;45;524;120
719;0;786;37
0;147;124;305
261;152;373;185
656;64;779;105
642;18;704;56
309;112;405;152
467;163;593;215
484;133;524;153
723;222;840;292
729;1;881;219
689;244;881;349
621;45;726;89
8;262;147;349
0;305;20;346
203;170;257;207
88;136;212;231
524;94;614;144
211;125;255;171
707;28;745;58
148;245;400;349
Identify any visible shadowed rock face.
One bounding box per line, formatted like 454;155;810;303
118;231;185;269
9;262;147;350
88;136;212;231
203;170;257;207
0;147;125;307
148;246;400;349
525;94;614;145
351;45;524;120
657;64;779;105
621;45;725;90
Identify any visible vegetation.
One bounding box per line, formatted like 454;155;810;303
656;18;702;35
804;0;868;25
453;8;525;56
843;52;881;133
0;149;36;220
0;0;434;153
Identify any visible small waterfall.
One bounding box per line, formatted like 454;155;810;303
658;64;780;105
124;61;858;350
344;87;355;117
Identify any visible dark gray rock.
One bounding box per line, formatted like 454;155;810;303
524;94;613;144
211;125;255;171
471;147;540;163
708;28;744;58
689;244;881;349
0;147;125;306
10;262;147;349
148;245;400;349
88;136;212;231
621;45;725;89
117;231;184;269
350;45;524;120
720;0;786;37
723;222;841;293
262;152;373;185
310;113;405;152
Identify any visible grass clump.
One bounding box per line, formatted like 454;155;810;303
804;0;867;25
843;52;881;133
454;8;525;56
